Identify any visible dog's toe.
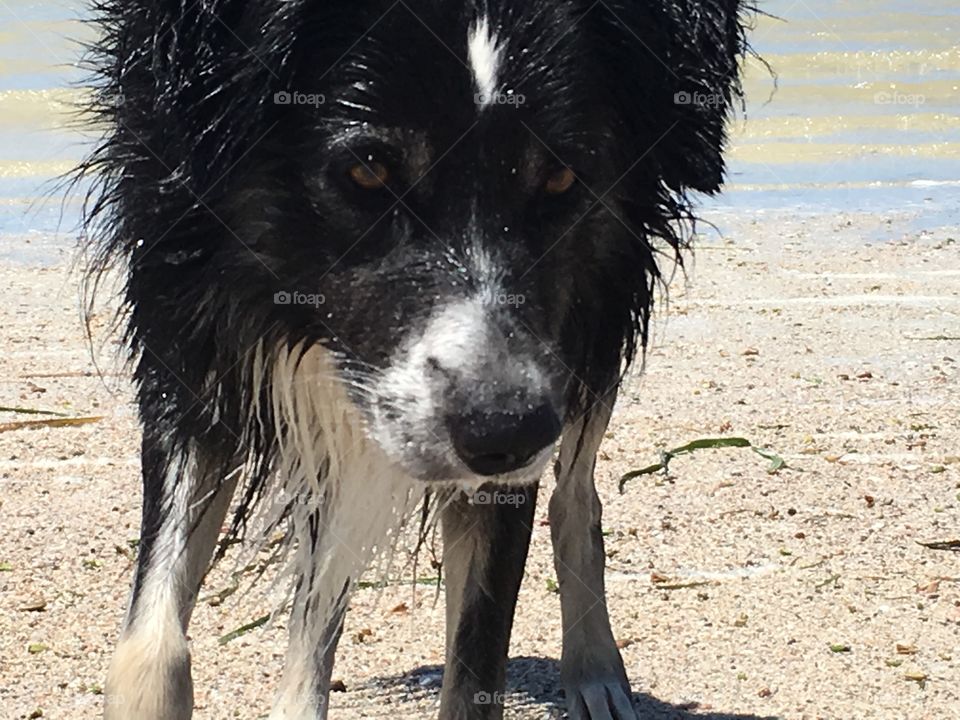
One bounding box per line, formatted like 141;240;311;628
567;681;639;720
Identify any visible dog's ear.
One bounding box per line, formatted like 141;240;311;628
588;0;748;195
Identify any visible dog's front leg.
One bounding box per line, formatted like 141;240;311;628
438;483;538;720
550;398;638;720
105;432;237;720
269;534;346;720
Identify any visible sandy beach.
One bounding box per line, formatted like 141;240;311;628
2;0;960;717
1;207;957;719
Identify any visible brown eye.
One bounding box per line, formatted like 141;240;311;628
544;167;577;195
349;161;389;189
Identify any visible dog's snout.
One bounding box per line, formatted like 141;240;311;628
448;401;562;477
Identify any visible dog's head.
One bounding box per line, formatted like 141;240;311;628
235;0;746;482
86;0;746;484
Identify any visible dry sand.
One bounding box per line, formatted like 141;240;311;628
1;208;958;720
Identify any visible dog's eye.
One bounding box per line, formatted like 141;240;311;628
544;167;577;195
349;161;390;190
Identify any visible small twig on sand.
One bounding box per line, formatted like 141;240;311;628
657;580;716;591
218;614;270;645
917;539;960;552
815;573;842;590
619;437;787;492
0;406;68;417
0;416;103;432
18;371;122;378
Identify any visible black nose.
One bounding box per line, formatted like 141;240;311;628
448;402;563;477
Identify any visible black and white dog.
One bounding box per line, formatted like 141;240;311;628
78;1;747;717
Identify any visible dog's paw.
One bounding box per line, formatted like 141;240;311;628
565;680;639;720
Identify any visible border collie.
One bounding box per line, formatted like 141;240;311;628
76;1;748;717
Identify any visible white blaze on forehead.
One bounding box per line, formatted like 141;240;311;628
468;15;503;108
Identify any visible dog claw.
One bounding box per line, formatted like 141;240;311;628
567;681;639;720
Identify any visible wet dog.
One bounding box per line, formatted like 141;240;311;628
77;1;747;717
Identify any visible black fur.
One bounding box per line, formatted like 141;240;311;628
439;483;539;718
75;1;749;716
76;0;748;535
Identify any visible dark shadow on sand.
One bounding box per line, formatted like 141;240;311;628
369;656;780;719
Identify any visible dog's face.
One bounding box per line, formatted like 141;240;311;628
230;6;597;482
217;1;739;482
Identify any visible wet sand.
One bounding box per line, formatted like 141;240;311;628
1;208;958;719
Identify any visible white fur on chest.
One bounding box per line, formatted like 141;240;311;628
262;343;423;594
259;343;425;718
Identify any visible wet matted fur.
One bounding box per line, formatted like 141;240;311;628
74;1;751;718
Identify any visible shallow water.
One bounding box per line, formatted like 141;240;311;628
0;0;957;257
720;0;960;222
